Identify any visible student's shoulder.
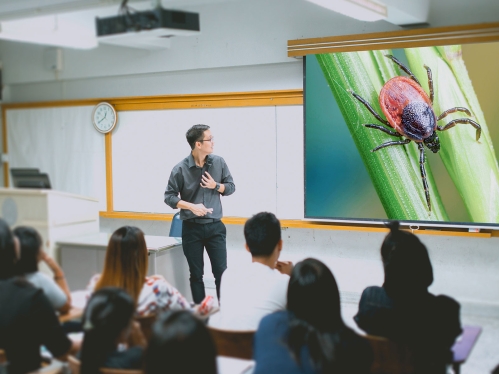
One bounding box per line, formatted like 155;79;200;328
434;293;461;312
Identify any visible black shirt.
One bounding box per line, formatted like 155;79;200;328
0;277;72;374
354;286;462;373
164;154;235;220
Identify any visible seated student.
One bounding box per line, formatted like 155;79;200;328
145;310;217;374
354;221;462;374
87;226;192;316
254;258;372;374
13;226;72;313
80;287;146;373
213;212;292;330
0;219;78;374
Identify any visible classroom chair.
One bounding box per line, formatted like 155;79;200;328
365;325;481;374
207;326;254;360
169;212;182;237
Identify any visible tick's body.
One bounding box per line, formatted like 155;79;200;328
351;55;481;212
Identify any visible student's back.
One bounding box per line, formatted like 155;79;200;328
254;259;372;374
354;222;461;373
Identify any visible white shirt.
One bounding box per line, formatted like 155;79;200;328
25;271;67;310
213;262;289;331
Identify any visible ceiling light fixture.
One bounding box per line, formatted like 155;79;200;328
307;0;387;22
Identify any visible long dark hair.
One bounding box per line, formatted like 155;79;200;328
80;287;135;374
145;310;217;374
287;258;345;373
381;221;433;298
95;226;148;305
0;219;18;280
13;226;42;274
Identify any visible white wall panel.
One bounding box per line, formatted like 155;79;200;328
276;105;304;219
112;107;277;217
6;107;107;211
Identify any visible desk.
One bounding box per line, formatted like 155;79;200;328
58;233;191;302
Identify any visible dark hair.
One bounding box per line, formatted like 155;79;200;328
95;226;148;305
381;221;433;298
80;287;136;374
186;124;210;150
0;219;17;280
244;212;281;257
13;226;42;274
145;310;217;374
287;258;345;372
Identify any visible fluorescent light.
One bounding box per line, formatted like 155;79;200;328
307;0;387;22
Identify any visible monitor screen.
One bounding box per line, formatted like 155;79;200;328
305;42;499;227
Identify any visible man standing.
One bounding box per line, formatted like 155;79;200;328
164;124;235;304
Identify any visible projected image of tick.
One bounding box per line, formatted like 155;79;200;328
350;54;481;212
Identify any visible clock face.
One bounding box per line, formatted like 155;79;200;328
92;103;117;134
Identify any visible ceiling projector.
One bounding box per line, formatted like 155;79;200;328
96;7;200;49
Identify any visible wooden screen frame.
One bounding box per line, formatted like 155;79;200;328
288;21;499;57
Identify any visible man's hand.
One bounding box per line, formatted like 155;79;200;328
190;203;213;216
200;171;217;189
276;260;294;276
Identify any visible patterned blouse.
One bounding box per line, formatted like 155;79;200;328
87;274;192;316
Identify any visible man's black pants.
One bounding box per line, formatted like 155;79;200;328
182;220;227;304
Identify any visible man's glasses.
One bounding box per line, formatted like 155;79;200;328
200;137;215;143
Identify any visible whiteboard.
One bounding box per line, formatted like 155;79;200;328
112;107;278;217
6;106;107;211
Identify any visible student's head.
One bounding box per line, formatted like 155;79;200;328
95;226;148;305
186;124;211;150
145;310;217;374
286;259;345;372
13;226;42;274
381;221;433;297
0;219;18;280
80;287;136;374
244;212;282;258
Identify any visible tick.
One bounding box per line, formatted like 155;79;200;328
350;54;481;212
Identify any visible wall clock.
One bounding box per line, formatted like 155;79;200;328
92;102;117;134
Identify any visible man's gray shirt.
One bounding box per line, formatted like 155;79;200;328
164;154;235;220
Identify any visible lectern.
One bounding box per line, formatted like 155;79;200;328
0;188;99;260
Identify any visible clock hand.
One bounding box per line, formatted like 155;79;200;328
98;113;107;123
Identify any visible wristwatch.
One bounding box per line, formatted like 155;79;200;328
215;183;221;191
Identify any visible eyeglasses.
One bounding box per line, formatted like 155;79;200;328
200;137;214;143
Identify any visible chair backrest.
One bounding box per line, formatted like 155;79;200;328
207;326;254;360
135;313;158;341
169;212;182;237
68;355;143;374
364;335;415;374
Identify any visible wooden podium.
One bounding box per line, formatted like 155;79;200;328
0;188;99;261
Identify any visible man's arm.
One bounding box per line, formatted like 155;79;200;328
165;168;212;216
177;200;213;216
220;158;235;196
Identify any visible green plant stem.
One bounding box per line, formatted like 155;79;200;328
406;46;499;223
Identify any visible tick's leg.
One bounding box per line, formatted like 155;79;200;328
350;91;390;126
364;124;402;137
436;107;472;121
424;65;434;104
437;118;481;141
371;138;411;152
385;54;421;86
418;142;431;212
